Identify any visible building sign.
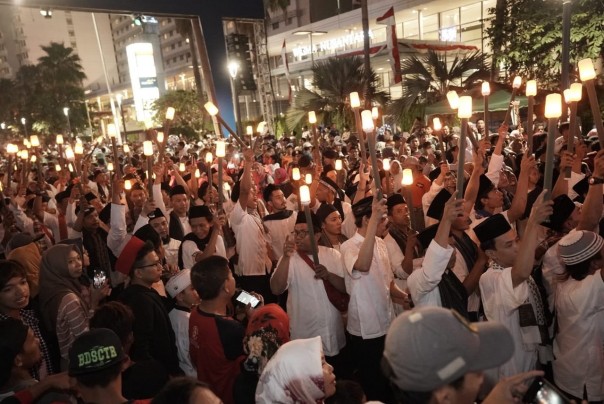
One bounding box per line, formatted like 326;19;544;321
292;29;374;58
126;42;160;122
139;77;158;88
439;26;458;42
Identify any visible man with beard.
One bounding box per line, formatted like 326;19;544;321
270;211;346;373
475;192;553;381
340;195;408;402
262;184;296;260
230;148;273;303
425;189;489;320
383;193;417;314
178;205;226;270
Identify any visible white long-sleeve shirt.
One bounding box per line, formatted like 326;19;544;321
341;232;394;339
407;241;454;309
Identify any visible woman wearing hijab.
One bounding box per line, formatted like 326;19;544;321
234;304;290;404
256;336;336;404
389;159;404;194
38;244;110;370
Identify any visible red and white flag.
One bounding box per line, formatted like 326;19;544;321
281;39;293;101
376;7;402;84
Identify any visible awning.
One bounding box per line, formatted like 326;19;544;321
425;89;529;115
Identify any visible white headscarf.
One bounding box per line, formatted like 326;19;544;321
390;159;403;193
255;336;325;404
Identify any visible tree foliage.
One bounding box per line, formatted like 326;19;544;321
7;42;87;135
285;56;389;130
387;50;490;121
263;0;290;18
152;90;212;138
487;0;604;90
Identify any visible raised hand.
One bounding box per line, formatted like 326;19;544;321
520;153;536;173
283;234;296;257
591;149;604;178
529;189;554;224
371;195;387;221
442;191;464;222
243;147;255;163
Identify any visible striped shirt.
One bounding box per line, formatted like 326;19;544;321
55;293;90;362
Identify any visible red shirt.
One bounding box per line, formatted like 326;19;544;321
189;308;245;404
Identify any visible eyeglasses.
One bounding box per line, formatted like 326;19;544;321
293;230;309;238
137;260;162;270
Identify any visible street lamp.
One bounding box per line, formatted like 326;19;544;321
20;117;27;136
228;60;242;136
63;107;72;138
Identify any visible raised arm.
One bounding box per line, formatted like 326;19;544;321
577;150;604;231
352;162;369;204
506;153;534;223
551;152;574;199
511;190;553;287
352;196;386;272
238;148;255;210
152;163;168;217
464;148;485;214
270;234;295;295
435;193;462;248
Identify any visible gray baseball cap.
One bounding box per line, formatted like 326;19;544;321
383;307;514;392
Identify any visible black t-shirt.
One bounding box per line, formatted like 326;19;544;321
122;359;169;400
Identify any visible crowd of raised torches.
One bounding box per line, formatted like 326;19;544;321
294;57;604;255
2;57;604;263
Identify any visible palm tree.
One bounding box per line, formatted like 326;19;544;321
286;56;389;129
263;0;290;21
388;50;490;119
13;65;41;130
38;42;86;87
36;42;86;133
0;78;17;125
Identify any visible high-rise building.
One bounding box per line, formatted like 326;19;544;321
108;14;201;92
0;5;118;92
266;0;495;102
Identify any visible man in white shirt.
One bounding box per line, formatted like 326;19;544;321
178;205;226;270
230;147;274;302
408;195;470;317
146;208;181;269
270;211;347;373
262;184;296;260
166;268;200;377
383;193;416;314
154;184;191;241
426;189;489;319
475;192;552;382
340;195;407;402
311;176;356;239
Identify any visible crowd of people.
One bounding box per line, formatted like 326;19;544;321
0;114;602;404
